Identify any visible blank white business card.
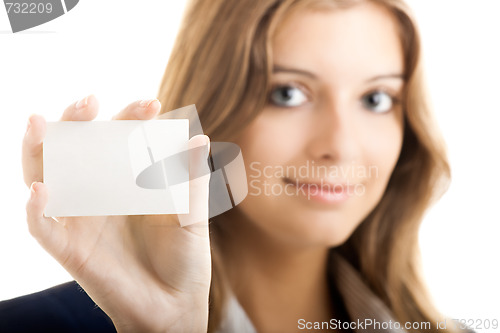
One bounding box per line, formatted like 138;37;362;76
43;119;189;217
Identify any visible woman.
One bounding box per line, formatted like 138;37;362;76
3;0;469;332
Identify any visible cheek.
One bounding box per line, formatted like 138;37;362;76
362;117;403;188
238;115;307;168
235;117;310;239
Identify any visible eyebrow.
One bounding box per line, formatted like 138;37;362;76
366;73;405;82
272;64;405;82
273;65;317;78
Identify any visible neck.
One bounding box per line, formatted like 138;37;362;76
217;212;335;332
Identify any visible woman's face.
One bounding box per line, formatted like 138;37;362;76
235;2;405;248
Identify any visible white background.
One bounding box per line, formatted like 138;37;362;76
0;0;498;330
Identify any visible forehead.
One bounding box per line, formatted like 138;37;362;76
271;2;404;83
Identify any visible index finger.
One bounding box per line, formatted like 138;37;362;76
22;95;99;188
22;114;46;187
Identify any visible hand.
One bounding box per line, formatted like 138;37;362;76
22;96;212;333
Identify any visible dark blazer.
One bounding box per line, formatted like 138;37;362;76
0;281;116;333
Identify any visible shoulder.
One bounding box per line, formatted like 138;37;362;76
0;281;116;333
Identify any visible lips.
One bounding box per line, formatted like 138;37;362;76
283;177;355;193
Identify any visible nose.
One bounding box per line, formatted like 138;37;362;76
305;94;360;164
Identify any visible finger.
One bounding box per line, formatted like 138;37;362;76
22;115;46;187
26;182;67;255
111;99;161;120
60;94;99;121
177;135;211;230
23;95;98;188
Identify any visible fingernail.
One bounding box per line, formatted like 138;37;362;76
26;118;31;134
149;99;161;113
204;135;210;153
75;96;88;110
30;182;37;198
203;135;211;159
139;99;156;108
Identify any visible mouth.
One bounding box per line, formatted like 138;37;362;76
282;177;358;204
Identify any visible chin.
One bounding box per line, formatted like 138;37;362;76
237;197;366;249
263;215;361;249
299;224;357;248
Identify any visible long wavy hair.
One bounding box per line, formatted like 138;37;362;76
156;0;454;332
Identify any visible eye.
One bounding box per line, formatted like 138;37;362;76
269;85;308;107
361;90;398;113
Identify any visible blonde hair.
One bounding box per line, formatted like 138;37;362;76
156;0;454;332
